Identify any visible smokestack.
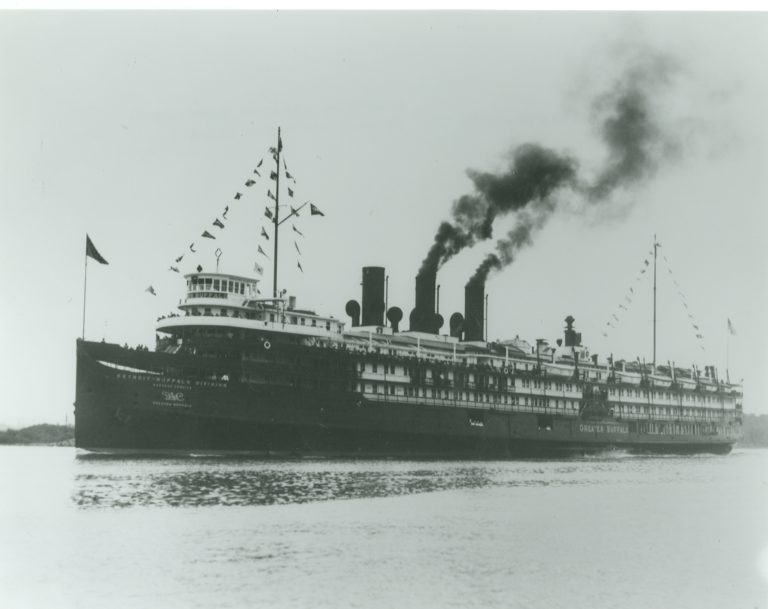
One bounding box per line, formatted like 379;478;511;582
410;271;437;332
361;266;385;326
464;279;485;341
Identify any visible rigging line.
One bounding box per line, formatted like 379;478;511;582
602;247;654;336
661;249;708;350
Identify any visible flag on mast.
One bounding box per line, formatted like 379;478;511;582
85;235;109;265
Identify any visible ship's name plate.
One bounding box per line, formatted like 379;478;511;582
151;391;191;409
579;423;629;434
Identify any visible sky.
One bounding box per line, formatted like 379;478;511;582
0;11;766;427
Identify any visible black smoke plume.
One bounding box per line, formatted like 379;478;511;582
419;48;681;289
419;144;578;279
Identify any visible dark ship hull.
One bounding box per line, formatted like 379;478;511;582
75;340;735;457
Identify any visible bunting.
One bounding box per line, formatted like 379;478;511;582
258;245;269;258
254;262;264;275
213;218;225;229
728;319;737;336
270;171;278;181
285;171;294;181
267;190;276;201
234;192;242;200
288;187;294;198
310;203;324;216
245;179;256;187
292;224;303;237
297;261;303;272
189;243;197;252
257;159;263;168
202;230;216;239
175;255;184;263
145;286;156;296
222;206;229;219
294;241;301;255
261;227;270;240
265;207;274;220
169;266;180;273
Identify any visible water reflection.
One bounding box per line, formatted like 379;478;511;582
72;452;727;509
73;459;500;508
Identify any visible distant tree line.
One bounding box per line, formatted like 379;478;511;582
0;417;766;447
0;424;74;445
738;413;768;447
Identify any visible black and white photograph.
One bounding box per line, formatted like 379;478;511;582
0;6;766;609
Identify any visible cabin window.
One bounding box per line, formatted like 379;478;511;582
290;316;298;324
325;321;330;330
239;284;244;294
213;280;220;290
301;318;306;326
204;308;211;316
269;314;275;322
311;319;317;327
220;309;227;316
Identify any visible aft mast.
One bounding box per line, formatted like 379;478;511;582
272;128;282;298
652;234;659;368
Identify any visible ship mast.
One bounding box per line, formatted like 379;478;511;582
272;127;281;298
652;234;659;368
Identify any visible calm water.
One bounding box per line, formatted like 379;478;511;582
0;447;766;609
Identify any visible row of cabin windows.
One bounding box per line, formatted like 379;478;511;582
359;383;578;409
520;379;575;392
609;387;724;405
613;404;722;418
189;277;249;295
186;307;338;333
358;364;580;394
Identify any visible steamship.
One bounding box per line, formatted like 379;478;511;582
75;134;743;456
